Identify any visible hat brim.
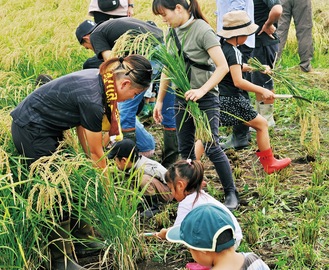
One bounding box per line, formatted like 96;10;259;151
217;24;259;39
107;150;116;159
166;226;211;251
78;22;100;44
167;224;236;252
166;226;183;243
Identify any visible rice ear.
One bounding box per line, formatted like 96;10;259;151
112;30;213;142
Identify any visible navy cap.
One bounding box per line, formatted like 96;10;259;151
108;139;139;161
75;20;97;44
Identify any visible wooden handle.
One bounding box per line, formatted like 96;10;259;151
274;94;293;99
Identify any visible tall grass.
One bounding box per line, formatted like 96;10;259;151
69;162;148;269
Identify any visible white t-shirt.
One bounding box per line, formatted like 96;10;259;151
173;190;243;247
216;0;255;48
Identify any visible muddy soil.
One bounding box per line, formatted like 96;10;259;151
78;118;320;270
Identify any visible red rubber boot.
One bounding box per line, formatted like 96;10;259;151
256;148;291;174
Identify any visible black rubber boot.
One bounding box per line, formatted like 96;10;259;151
49;220;87;270
71;219;104;258
219;124;251;150
140;195;161;219
162;128;179;168
224;190;240;211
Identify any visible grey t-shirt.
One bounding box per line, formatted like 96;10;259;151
241;252;270;270
175;19;220;95
134;155;167;183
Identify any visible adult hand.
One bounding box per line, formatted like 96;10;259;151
184;89;206;102
127;6;134;17
153;101;163;124
258;23;276;39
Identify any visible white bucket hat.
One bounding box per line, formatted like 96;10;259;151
217;10;259;39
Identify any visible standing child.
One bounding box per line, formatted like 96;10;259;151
155;159;243;249
216;10;291;174
152;0;239;210
167;204;270;270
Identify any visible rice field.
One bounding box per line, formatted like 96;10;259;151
0;0;329;269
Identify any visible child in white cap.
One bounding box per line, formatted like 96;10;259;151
167;204;270;270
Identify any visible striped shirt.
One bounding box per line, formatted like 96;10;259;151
241;252;270;270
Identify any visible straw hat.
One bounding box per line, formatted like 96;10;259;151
217;10;259;39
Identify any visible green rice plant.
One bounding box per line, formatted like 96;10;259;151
248;57;309;105
68;159;149;269
26;151;79;222
291;242;318;269
311;160;329;186
241;214;260;245
150;202;177;229
112;31;213;142
0;163;51;269
297;218;320;247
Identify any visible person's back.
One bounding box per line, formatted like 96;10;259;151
88;0;133;23
11;69;103;133
90;17;163;58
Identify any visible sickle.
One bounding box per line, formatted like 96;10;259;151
274;94;312;103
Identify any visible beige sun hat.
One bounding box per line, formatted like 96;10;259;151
217;10;259;39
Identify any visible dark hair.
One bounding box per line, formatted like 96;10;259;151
152;0;208;24
99;55;153;90
116;148;139;163
165;159;204;203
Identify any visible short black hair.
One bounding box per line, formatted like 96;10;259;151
107;139;139;162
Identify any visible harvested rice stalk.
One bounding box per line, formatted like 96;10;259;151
248;57;309;106
248;57;321;151
112;30;213;142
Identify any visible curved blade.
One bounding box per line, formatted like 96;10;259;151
274;94;311;103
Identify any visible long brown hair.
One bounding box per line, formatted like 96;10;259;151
152;0;208;24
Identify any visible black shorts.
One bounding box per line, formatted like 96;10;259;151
11;121;63;165
219;96;258;127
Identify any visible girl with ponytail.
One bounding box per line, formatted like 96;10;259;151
151;0;239;210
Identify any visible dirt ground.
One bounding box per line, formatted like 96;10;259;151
77;109;325;269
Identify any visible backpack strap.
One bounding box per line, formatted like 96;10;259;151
169;28;215;79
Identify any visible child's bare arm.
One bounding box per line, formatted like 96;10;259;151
230;64;275;100
156;228;168;240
